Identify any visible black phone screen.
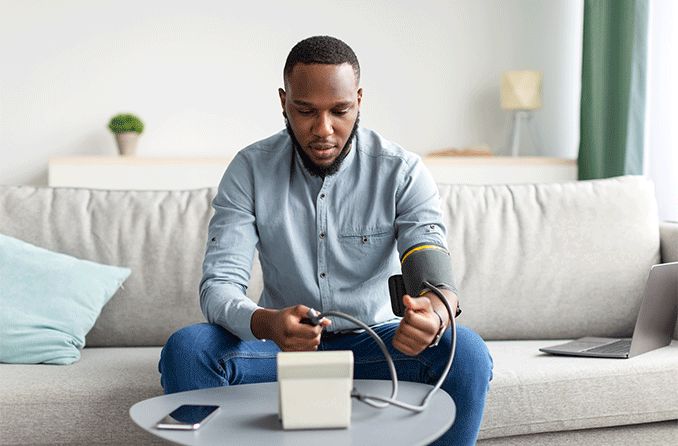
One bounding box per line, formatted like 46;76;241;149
157;404;220;429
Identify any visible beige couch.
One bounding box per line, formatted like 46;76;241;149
1;175;677;445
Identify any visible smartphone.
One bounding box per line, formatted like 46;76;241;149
155;404;220;430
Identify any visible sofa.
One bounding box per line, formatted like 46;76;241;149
1;175;677;445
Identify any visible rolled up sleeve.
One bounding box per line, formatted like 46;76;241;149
394;156;457;292
199;153;262;341
395;156;448;251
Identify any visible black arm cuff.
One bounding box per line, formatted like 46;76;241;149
401;243;457;298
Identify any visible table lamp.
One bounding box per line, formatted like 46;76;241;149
501;70;543;156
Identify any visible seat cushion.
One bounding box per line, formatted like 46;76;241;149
479;340;678;439
4;343;678;444
478;420;678;446
0;348;165;445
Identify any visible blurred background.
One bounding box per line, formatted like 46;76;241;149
0;0;584;183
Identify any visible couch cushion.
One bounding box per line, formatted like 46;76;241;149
0;186;266;347
0;348;164;445
0;177;660;346
438;176;661;340
0;186;214;346
479;340;678;439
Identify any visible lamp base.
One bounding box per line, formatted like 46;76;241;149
505;110;540;157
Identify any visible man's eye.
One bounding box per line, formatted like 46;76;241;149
298;110;314;115
333;109;349;116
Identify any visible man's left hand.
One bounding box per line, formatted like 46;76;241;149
392;294;443;356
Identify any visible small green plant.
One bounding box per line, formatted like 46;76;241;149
108;113;144;134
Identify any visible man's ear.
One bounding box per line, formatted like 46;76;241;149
278;88;286;112
356;88;363;108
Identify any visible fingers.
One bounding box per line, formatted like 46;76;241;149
400;314;435;346
402;294;433;312
276;305;326;351
280;325;322;351
293;304;333;330
292;304;312;320
287;320;323;340
401;295;438;335
292;305;331;326
402;307;436;334
288;305;323;336
281;335;321;352
403;311;434;334
393;306;439;356
392;326;425;356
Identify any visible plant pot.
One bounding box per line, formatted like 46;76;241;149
115;132;140;156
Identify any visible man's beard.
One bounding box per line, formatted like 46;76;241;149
286;113;360;178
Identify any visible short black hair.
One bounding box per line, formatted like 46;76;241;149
284;36;360;84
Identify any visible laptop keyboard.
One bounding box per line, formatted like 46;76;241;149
584;339;632;355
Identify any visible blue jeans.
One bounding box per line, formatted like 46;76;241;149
159;322;493;446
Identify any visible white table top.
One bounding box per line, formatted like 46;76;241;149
130;379;455;446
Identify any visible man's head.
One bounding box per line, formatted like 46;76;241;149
279;36;362;177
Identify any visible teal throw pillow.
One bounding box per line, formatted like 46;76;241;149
0;233;131;364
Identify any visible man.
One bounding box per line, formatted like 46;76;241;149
159;36;492;445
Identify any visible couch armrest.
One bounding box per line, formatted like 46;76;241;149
660;221;678;263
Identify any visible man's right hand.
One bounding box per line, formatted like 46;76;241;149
251;305;331;351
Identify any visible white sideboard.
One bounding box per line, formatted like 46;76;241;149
424;156;577;185
48;157;233;190
48;156;577;190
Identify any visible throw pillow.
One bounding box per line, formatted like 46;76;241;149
0;233;131;364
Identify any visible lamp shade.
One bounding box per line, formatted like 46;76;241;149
501;70;543;110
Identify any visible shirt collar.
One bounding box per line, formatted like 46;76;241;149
335;132;358;176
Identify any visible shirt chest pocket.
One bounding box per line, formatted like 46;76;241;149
338;226;395;246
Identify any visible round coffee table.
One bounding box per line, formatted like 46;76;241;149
130;379;455;446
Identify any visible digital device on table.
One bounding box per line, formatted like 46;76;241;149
155;404;220;430
540;262;678;359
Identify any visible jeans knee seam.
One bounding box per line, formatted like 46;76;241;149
218;351;279;365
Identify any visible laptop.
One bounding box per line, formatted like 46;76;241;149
540;262;678;359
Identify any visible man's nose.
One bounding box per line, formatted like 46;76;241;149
313;113;334;138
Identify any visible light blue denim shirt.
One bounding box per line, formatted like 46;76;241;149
199;127;451;341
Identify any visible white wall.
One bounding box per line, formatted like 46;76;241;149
645;0;678;222
0;0;583;186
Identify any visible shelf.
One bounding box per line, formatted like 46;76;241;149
48;156;232;190
422;156;577;185
48;155;578;190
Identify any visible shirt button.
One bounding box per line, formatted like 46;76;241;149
319;272;326;279
320;193;326;199
319;232;325;239
429;224;435;229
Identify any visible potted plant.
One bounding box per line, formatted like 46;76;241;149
108;113;144;156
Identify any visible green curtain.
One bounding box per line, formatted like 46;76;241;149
578;0;649;180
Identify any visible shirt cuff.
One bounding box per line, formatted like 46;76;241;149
202;283;263;341
219;299;262;341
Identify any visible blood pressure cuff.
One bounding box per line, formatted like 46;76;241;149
389;243;457;317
